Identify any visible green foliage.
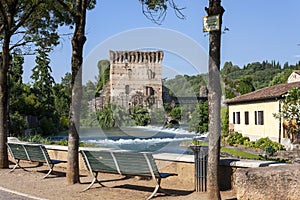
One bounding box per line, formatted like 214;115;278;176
273;87;300;141
96;103;152;128
252;137;284;152
150;108;166;125
269;70;292;86
169;107;181;121
96;104;115;128
111;104;133;127
51;139;92;147
188;101;209;133
94;104;134;128
9;112;27;137
222;132;250;146
52;73;71;130
96;60;110;95
60;116;69;129
223;75;255;99
39;117;58;136
221;107;229;133
31;49;55;116
224;88;235;99
222;132;284;154
221;147;261;160
19;134;52;144
139;0;185;24
221;60;300;98
236;76;255;95
221;62;241;76
81;80;97;124
130;105;151;126
163;74;206;97
163;103;172;113
18;135;93;147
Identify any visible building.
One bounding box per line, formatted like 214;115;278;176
287;70;300;83
226;80;300;143
108;50;163;108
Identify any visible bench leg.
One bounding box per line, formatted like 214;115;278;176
42;164;54;179
9;160;27;172
81;172;105;192
147;178;174;200
147;178;162;200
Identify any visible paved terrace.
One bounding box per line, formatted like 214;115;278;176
0;142;287;200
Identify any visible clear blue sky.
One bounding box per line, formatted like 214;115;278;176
22;0;300;83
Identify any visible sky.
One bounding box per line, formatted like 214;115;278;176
22;0;300;83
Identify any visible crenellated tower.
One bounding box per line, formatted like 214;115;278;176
109;50;163;108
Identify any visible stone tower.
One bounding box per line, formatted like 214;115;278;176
109;50;164;108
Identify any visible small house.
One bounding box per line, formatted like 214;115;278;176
226;80;300;143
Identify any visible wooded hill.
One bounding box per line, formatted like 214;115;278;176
163;60;300;99
221;60;300;99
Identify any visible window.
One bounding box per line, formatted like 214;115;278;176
233;112;235;124
244;111;249;125
233;112;240;124
146;86;154;96
125;85;130;95
255;111;264;125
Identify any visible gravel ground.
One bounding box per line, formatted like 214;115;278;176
0;161;236;200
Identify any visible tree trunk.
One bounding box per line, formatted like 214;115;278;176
206;0;224;199
66;0;87;184
0;34;11;168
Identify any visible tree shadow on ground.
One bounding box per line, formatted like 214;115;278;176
113;184;194;198
80;175;132;185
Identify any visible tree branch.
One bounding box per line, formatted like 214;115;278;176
57;0;76;18
0;2;8;29
10;1;46;34
140;0;185;25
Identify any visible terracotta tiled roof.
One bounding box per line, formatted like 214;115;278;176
225;81;300;104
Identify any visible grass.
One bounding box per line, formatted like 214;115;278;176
221;146;261;159
192;140;261;160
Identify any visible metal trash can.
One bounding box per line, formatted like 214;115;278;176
190;145;208;192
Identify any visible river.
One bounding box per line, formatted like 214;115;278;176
75;126;207;154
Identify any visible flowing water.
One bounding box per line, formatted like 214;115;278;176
75;126;207;154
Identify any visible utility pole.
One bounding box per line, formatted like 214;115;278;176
205;0;225;199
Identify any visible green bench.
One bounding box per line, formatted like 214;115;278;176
80;150;177;199
7;142;65;178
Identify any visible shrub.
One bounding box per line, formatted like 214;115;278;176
222;132;285;155
150;108;166;125
253;137;284;152
19;134;51;144
39;117;58;135
223;132;247;146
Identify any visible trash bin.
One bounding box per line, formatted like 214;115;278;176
190;145;208;192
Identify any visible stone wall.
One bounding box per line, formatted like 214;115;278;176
276;149;300;163
45;145;293;195
109;50;163;108
236;164;300;200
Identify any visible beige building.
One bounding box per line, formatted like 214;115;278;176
287;70;300;83
109;50;163;108
226;81;300;143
